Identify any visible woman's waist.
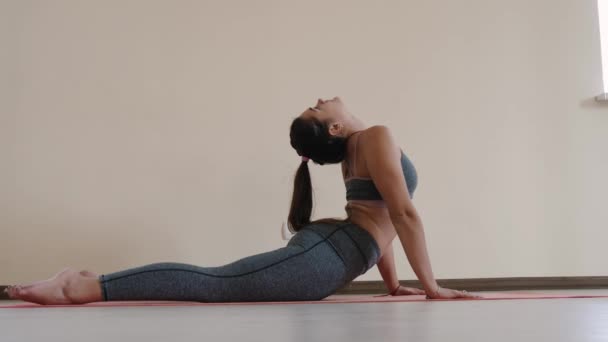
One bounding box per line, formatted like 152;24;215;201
345;208;395;255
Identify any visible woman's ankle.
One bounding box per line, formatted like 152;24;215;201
64;272;104;303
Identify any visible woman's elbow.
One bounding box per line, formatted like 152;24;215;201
389;210;421;228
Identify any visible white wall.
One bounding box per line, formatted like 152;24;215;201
1;0;605;284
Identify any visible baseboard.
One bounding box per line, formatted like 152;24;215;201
2;276;607;300
335;276;608;295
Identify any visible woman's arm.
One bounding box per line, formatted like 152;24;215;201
361;126;439;294
361;126;478;299
390;213;438;293
378;241;427;296
376;242;400;292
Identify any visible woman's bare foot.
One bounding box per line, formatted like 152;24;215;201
4;269;98;292
4;268;103;305
80;270;99;278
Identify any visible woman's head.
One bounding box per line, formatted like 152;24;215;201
301;97;350;129
288;97;352;232
289;97;351;165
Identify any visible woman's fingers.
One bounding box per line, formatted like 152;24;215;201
462;291;483;299
456;289;483;299
426;287;483;299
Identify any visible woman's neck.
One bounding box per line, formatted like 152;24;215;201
344;117;368;138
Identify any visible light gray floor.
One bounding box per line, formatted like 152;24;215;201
1;290;607;342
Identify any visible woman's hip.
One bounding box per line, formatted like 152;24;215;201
288;221;381;280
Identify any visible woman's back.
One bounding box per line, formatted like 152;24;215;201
341;129;418;257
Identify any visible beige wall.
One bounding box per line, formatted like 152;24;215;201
1;0;606;284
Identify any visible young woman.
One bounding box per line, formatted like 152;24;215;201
4;97;479;304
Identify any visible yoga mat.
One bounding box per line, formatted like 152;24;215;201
1;292;607;308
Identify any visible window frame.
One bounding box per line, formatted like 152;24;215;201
598;0;608;101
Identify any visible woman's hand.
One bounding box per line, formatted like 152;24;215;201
426;286;483;300
390;285;426;296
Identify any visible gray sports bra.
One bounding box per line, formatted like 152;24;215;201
344;132;418;201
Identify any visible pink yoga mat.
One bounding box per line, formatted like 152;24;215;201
1;292;607;308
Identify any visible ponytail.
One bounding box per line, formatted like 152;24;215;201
287;160;313;233
288;116;351;233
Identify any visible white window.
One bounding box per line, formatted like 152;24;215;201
600;0;608;94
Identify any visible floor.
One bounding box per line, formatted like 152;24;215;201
1;290;607;342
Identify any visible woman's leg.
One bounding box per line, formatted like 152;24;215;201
6;227;348;305
99;230;347;302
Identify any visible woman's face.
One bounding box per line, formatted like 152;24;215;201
299;96;349;125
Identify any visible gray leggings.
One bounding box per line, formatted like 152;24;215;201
98;221;381;302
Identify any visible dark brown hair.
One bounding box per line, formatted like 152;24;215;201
288;116;349;233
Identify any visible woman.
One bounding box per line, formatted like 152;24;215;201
4;97;479;304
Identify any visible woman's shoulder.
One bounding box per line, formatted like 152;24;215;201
358;125;397;146
358;125;402;157
359;125;392;139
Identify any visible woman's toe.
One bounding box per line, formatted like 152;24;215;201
6;286;18;299
15;286;27;297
